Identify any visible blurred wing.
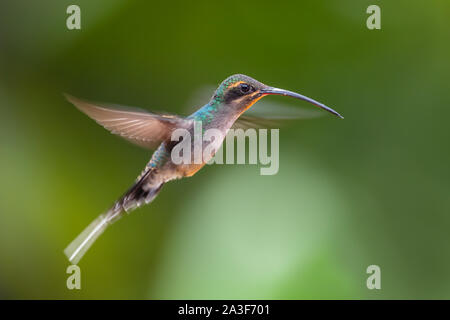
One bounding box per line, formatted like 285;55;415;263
66;94;192;150
184;84;217;114
233;99;324;130
232;115;281;130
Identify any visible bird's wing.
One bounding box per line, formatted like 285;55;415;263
232;115;281;130
233;99;324;130
66;94;192;150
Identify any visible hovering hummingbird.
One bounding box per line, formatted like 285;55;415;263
64;74;343;264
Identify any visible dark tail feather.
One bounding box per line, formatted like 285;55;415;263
64;170;164;264
105;170;164;222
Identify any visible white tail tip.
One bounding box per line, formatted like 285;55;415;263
64;214;109;264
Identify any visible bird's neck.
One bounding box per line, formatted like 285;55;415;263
189;102;241;131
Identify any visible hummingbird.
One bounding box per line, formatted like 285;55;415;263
64;74;343;264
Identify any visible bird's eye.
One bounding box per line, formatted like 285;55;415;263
239;83;251;94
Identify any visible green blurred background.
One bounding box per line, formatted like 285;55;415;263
0;0;449;299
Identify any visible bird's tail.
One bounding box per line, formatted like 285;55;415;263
64;169;164;265
64;214;110;265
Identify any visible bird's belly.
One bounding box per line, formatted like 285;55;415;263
177;163;207;177
155;161;207;181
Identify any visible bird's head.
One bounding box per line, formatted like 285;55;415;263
211;74;343;119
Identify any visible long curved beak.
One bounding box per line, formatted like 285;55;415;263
260;87;344;119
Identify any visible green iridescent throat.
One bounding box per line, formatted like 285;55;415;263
190;75;243;124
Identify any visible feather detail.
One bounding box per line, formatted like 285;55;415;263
65;94;192;149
